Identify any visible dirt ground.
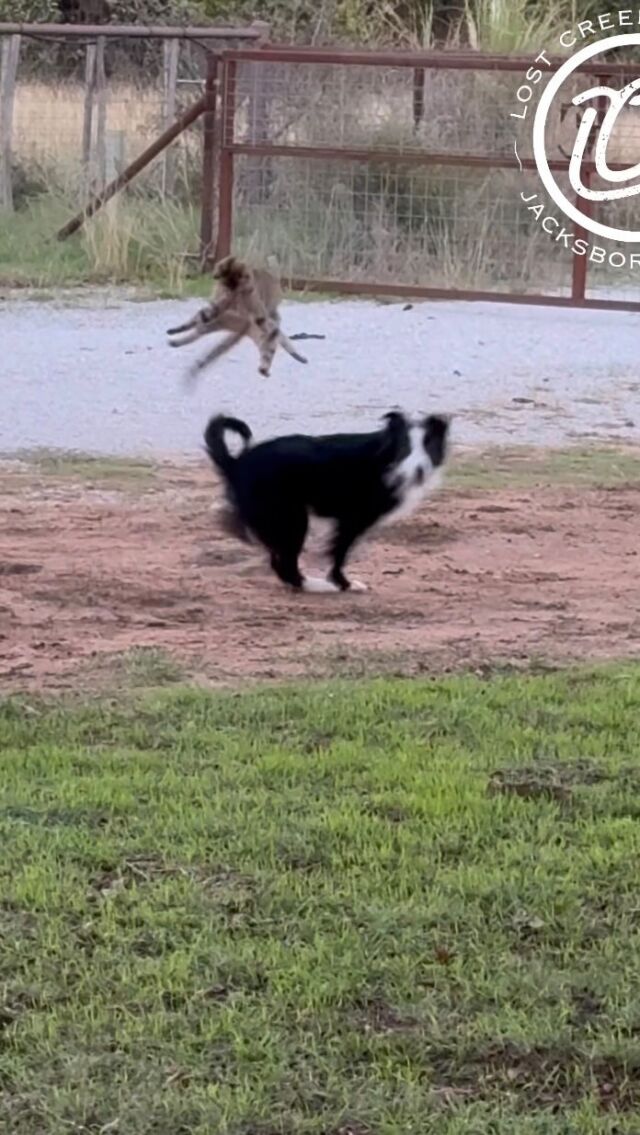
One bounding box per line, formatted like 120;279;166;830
1;459;639;691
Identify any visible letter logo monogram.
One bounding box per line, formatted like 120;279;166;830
533;33;640;242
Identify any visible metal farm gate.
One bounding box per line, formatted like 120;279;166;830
214;46;640;312
5;28;639;311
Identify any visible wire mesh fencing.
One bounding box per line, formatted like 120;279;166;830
6;33;210;207
4;32;640;308
0;23;262;283
215;48;640;308
230;155;575;296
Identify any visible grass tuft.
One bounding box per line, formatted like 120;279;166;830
451;445;640;491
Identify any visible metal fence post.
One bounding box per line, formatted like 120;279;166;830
571;167;592;304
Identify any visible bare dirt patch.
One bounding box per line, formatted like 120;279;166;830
1;459;639;691
432;1041;640;1113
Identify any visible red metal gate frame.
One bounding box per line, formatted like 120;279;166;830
215;46;640;313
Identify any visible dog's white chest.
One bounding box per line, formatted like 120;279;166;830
390;476;432;521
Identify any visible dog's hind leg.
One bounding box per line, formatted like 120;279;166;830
270;550;306;589
261;509;313;590
259;508;342;594
302;576;341;594
327;520;369;593
274;555;340;593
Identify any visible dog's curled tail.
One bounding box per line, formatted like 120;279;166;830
203;414;253;476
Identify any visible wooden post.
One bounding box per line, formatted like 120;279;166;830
57;90;208;240
104;130;126;182
95;36;107;188
82;42;96;173
199;52;218;266
0;34;21;211
251;20;270;43
162;37;179;197
162;36;180;197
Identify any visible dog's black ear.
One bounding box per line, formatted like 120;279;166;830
423;414;450;467
381;410;408;440
378;410;409;463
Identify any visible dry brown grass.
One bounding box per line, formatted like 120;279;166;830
7;70;640;295
13;81;163;169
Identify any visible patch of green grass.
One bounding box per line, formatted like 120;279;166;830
0;194;198;293
88;647;187;691
2;665;640;1132
11;448;157;488
451;445;640;490
0;193;344;299
0;196;89;288
3;444;639;500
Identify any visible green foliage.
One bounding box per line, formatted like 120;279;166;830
0;0;201;26
0;191;198;290
0;0;629;46
0;0;56;19
107;0;200;25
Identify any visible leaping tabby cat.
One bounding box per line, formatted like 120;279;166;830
167;255;308;382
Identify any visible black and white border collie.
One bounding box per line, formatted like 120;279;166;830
204;409;449;593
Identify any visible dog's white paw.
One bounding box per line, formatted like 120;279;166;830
348;579;368;593
302;577;340;594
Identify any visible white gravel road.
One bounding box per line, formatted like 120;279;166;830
2;293;639;457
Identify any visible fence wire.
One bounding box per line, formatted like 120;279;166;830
232;156;575;296
8;36;204;206
5;34;640;304
221;53;640;303
226;60;519;159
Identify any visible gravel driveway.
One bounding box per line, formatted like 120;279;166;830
2;293;639;456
